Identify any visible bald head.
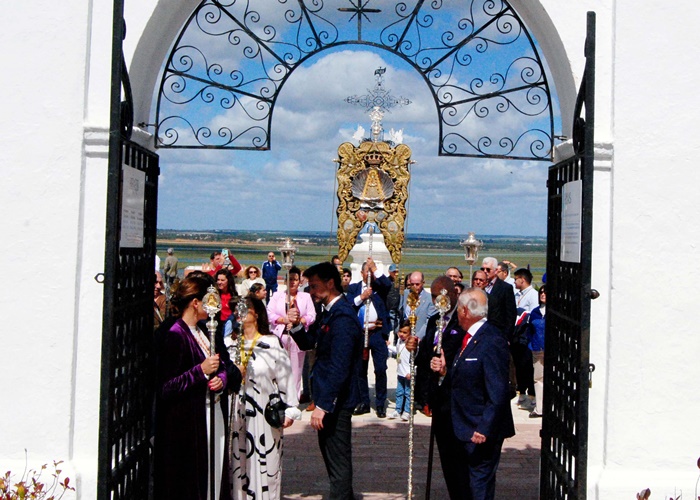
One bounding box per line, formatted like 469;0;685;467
407;271;425;293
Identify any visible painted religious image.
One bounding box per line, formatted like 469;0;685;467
335;139;412;264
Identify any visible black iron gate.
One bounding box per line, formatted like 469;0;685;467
540;12;596;500
97;4;159;498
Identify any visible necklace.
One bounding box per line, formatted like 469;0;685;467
239;332;262;370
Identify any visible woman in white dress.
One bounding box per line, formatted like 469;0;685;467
230;296;301;500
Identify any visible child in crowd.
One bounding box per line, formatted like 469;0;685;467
388;320;412;421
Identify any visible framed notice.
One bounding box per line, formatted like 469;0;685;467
561;179;582;263
120;165;146;248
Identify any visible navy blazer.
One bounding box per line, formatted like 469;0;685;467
487;278;517;340
450;320;516;446
289;294;363;413
346;274;392;340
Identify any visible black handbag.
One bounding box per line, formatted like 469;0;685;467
264;392;289;429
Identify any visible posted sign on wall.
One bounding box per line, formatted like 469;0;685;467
120;165;145;248
561;179;582;263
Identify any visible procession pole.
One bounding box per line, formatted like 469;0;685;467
363;224;375;361
406;289;421;499
202;285;222;500
228;298;247;466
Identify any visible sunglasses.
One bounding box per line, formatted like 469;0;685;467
480;267;492;272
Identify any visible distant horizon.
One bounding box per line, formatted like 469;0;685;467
156;228;547;240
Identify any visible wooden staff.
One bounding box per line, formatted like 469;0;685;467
406;288;421;499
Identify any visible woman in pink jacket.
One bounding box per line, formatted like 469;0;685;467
266;265;316;399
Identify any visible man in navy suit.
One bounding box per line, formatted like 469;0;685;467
431;287;515;500
345;257;391;417
288;262;363;500
480;256;516;340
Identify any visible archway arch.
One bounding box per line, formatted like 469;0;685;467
128;0;576;159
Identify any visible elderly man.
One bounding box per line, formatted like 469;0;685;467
480;257;516;340
471;269;488;290
413;276;468;497
431;288;515;500
402;271;436;340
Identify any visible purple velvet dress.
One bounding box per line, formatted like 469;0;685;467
154;318;229;500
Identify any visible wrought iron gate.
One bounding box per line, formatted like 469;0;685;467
97;4;159;498
540;12;596;500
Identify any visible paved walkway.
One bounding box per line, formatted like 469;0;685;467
281;354;541;499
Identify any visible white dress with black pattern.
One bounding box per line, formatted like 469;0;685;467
230;335;301;500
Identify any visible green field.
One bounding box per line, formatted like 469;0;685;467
157;231;547;285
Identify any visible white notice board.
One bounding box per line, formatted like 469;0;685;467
561;179;582;263
120;165;146;248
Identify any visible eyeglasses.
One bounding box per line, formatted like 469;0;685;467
480;267;492;272
249;270;258;275
408;282;422;286
539;290;546;294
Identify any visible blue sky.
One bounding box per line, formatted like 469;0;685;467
155;2;559;237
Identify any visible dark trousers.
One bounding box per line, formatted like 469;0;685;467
318;409;354;500
433;409;470;499
462;437;505;500
357;332;388;409
510;343;535;395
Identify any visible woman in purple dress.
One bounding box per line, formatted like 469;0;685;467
154;274;238;500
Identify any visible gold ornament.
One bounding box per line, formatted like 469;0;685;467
335;140;411;263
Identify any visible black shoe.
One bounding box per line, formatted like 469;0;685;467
529;411;542;419
376;408;386;418
353;403;370;415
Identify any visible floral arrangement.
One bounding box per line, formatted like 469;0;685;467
0;458;74;500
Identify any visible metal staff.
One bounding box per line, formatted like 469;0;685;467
202;285;222;500
406;289;421;499
278;238;297;351
434;289;451;355
363;225;375;361
228;297;248;465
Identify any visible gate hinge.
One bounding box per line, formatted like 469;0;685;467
588;363;596;388
94;273;105;284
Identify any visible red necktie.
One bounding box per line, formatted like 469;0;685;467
461;332;472;352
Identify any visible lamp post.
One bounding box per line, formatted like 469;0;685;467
460;232;484;277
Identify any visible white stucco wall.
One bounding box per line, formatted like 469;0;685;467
0;1;113;497
2;0;699;499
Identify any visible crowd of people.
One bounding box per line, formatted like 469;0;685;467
152;247;546;500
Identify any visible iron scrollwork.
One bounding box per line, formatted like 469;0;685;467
156;0;554;161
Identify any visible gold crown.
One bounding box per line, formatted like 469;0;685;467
363;152;383;166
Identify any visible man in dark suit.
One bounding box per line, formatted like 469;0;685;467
480;256;516;340
431;287;515;500
413;276;468;498
345;257;391;417
288;262;363;500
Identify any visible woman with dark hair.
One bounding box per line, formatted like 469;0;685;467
154;274;239;500
230;296;301;499
266;265;316;400
240;265;266;298
215;268;239;322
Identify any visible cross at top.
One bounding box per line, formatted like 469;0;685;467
338;0;381;41
345;67;412;114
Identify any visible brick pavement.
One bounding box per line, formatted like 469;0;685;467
281;354;541;499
